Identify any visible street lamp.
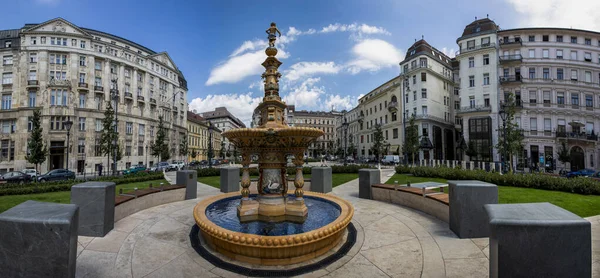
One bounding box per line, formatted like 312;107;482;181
208;122;214;168
64;119;73;171
499;105;508;173
342;117;349;166
111;78;119;176
145;144;148;167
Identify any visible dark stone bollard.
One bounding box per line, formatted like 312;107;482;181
176;170;198;199
71;181;115;237
0;200;79;278
359;169;380;199
448;180;498;238
220;167;240;193
311;167;332;193
485;203;591;278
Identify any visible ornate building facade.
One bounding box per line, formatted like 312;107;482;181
199;107;245;156
0;18;188;173
187;110;222;162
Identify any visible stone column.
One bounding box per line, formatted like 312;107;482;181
312;167;332;193
71;181;115;237
240;152;251;200
449;180;498;238
359;169;380;199
220;167;240;193
0;201;79;278
293;150;305;199
176;170;197;200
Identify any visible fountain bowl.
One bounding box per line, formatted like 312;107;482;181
193;191;354;265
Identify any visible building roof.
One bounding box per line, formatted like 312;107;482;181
400;39;452;67
457;17;499;42
200;107;246;128
498;27;600;37
0;29;20;39
187;110;205;125
294;110;339;118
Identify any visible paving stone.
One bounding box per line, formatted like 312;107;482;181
433;231;486;260
76;250;117;278
86;230;129;253
131;236;187;278
361;238;423;278
419;236;446;278
444;258;489;278
326;253;388;278
114;216;145;233
361;228;415;250
145;253;218;278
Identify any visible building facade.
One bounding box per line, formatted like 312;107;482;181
400;40;457;162
200;107;245;156
0;18;188;173
293;110;340;158
187;111;222;162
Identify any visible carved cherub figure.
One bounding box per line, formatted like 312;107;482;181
265;22;282;47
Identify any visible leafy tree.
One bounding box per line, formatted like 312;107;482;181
402;114;420;164
151;116;169;162
100;101;118;173
465;140;478;161
557;141;570;170
219;141;226;159
190;149;198;160
232;146;239;163
179;134;188;161
26;109;48;173
496;93;525;172
370;124;386;163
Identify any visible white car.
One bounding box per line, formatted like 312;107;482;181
22;169;39;178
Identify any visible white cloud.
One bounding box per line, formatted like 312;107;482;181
441;47;456;58
324;94;355;111
320;23;391;36
189;93;262;126
206;48;289;86
346;39;403;74
230;40;267;57
282;78;325;108
505;0;600;31
284;61;342;82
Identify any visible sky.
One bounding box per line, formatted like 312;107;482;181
2;0;600;126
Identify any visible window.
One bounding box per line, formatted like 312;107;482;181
126;122;133;134
469;75;475;87
421;72;426;81
125;69;131;78
454;101;460;110
503;68;509;77
467;40;475;50
529;90;537;103
419;58;427;67
421;88;427;98
542;49;549;58
572;93;580;106
78;117;86;131
529;68;536;79
412;75;416;84
571;36;577;43
2;55;13;65
468;57;474;67
586;95;593;107
530;118;537;131
544;119;551;132
95;61;102;70
29;52;37;63
484;97;490;107
80;40;86;48
29;71;36;81
78;139;85;154
528;35;535;42
28;92;36;107
584;52;592;62
571;70;578;80
543;91;551;104
413;91;416;101
79;94;86;108
49;116;70;130
469;96;475;107
481;37;490;46
1;94;12;110
556;35;563;42
31;37;37;45
50;89;68;106
570;50;577;60
49;53;67;64
483;54;489;65
79;56;86;66
41;37;46;44
49;71;66;80
79;73;86;83
556;49;563;59
557;68;564;80
542;35;549;42
150;126;154;136
543;68;550;79
483;73;490;85
2;73;12;84
529;49;535;58
585;38;591;45
95;119;102;132
585;71;592;82
422;123;429;136
557;92;565;104
393;128;398;139
138;124;145;136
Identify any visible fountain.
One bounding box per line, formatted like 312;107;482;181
193;22;354;265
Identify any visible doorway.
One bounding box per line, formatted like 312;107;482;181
570;146;585;171
49;141;65;170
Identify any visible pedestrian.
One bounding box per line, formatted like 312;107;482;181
98;164;103;176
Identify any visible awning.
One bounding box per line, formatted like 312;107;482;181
457;137;467;150
569;121;585;127
419;137;434;150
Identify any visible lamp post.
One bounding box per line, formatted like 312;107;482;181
499;105;508;173
111;78;119;176
145;144;148;167
64;119;73;171
208;122;214;168
342;117;349;166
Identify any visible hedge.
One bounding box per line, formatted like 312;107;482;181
395;165;600;195
0;172;165;196
197;165;373;177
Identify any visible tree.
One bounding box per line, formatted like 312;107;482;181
26;109;48;173
219;141;226;159
232;146;239;163
557;141;570;171
179;134;188;162
100;101;117;173
402;114;420;164
151;116;169;162
370;124;386;163
190;149;198;160
465;140;478;161
495;93;525;172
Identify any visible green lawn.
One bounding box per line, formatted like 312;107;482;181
385;174;600;217
0;179;168;213
198;173;358;189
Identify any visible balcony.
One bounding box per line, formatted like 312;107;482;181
457;105;492;114
26;80;39;88
556;131;598;142
124;92;133;100
499;100;523;108
137;95;145;102
499;54;522;64
94;85;104;92
499;38;522;46
48;78;71;88
110;89;119;97
400;64;432;76
414;114;453;125
78;82;88;90
173;106;178;113
387;101;398;112
455;43;496;56
499;75;523;84
150;98;157;105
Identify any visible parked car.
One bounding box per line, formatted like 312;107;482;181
565;169;596;178
150;162;170;172
345;156;355;163
169;161;184;171
37;169;75;182
0;171;32;184
381;155;400;165
591;171;600;181
123;165;147;175
22;169;39;178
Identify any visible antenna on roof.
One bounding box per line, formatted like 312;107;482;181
475;16;478;20
414;38;417;42
421;35;424;40
487;14;489;18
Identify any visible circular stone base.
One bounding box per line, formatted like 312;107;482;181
189;222;357;277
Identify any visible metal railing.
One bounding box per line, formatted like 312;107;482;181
27;80;39;86
94;85;104;91
499;54;523;62
455;43;496;56
499;38;522;45
457;105;492;113
499;75;523;83
400;64;432;76
556;131;598;141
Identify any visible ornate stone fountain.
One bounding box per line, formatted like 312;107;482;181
193;22;354;265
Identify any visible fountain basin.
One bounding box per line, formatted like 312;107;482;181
193;192;354;265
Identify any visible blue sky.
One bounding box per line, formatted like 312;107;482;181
2;0;599;125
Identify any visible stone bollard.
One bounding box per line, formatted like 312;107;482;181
448;180;498;238
71;181;115;237
359;169;380;199
485;203;591;278
311;167;332;193
176;170;197;199
220;167;240;193
0;201;78;278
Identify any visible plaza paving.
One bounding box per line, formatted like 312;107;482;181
75;170;600;277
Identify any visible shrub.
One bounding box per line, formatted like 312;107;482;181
197;164;374;177
395;166;600;195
